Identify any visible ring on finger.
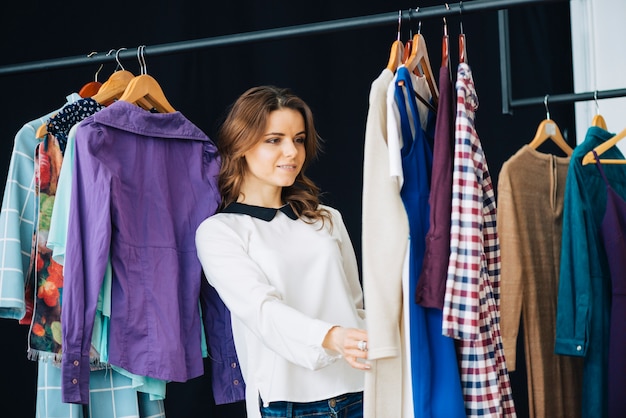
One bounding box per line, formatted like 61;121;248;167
357;340;368;351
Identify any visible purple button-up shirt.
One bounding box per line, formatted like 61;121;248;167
61;100;242;404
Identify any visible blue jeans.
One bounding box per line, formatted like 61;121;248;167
259;391;363;418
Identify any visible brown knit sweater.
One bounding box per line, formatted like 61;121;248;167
497;145;583;418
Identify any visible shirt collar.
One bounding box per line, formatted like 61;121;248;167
92;100;210;142
222;202;298;221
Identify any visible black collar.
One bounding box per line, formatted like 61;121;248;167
222;202;298;221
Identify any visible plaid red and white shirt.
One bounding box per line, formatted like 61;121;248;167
443;63;516;417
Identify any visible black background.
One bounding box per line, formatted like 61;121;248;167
0;1;575;417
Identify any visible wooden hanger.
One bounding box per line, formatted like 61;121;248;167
118;45;175;113
592;114;608;130
528;118;573;156
527;96;572;155
118;74;175;113
402;38;413;64
459;33;467;64
528;95;573;156
386;39;405;73
91;69;136;105
442;34;449;68
386;11;405;73
582;127;626;165
79;81;102;98
35;118;53;139
404;33;439;108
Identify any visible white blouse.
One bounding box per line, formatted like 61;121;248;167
195;202;366;418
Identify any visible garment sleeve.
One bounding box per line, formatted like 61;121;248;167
497;162;523;370
442;105;483;341
0;126;37;319
555;162;591;357
332;207;366;322
361;72;407;360
199;277;246;404
195;218;340;371
61;124;112;404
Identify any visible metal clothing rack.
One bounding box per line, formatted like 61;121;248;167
0;0;564;76
497;8;626;114
1;0;622;114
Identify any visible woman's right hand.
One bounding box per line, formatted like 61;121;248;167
322;326;370;370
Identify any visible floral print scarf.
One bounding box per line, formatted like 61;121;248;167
24;98;105;362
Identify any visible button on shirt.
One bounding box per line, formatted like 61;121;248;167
195;203;366;418
61;100;222;404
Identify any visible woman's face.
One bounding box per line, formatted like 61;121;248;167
242;108;306;194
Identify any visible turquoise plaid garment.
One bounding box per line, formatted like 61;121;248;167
0;94;81;321
36;360;165;418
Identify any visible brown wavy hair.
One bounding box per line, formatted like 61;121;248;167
216;85;331;226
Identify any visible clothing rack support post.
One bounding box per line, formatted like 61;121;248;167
497;4;626;112
0;0;565;77
498;9;514;115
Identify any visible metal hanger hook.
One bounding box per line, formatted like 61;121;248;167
87;51;104;82
459;0;465;34
137;45;147;75
594;90;600;115
106;49;120;72
415;6;422;34
444;3;450;36
115;48;127;71
544;94;551;120
396;10;402;41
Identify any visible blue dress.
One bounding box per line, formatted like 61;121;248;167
394;66;465;417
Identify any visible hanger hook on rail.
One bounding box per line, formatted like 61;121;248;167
105;49;117;71
87;51;104;82
137;45;148;75
114;48;128;71
396;10;402;41
444;3;450;36
544;94;551;120
459;0;465;34
594;90;601;115
416;6;422;35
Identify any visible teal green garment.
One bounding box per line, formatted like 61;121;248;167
557;126;624;418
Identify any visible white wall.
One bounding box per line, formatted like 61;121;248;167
570;0;626;149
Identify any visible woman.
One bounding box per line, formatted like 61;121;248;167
195;85;369;418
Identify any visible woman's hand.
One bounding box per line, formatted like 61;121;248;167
322;326;370;370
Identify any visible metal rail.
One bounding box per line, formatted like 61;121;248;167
0;0;565;77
